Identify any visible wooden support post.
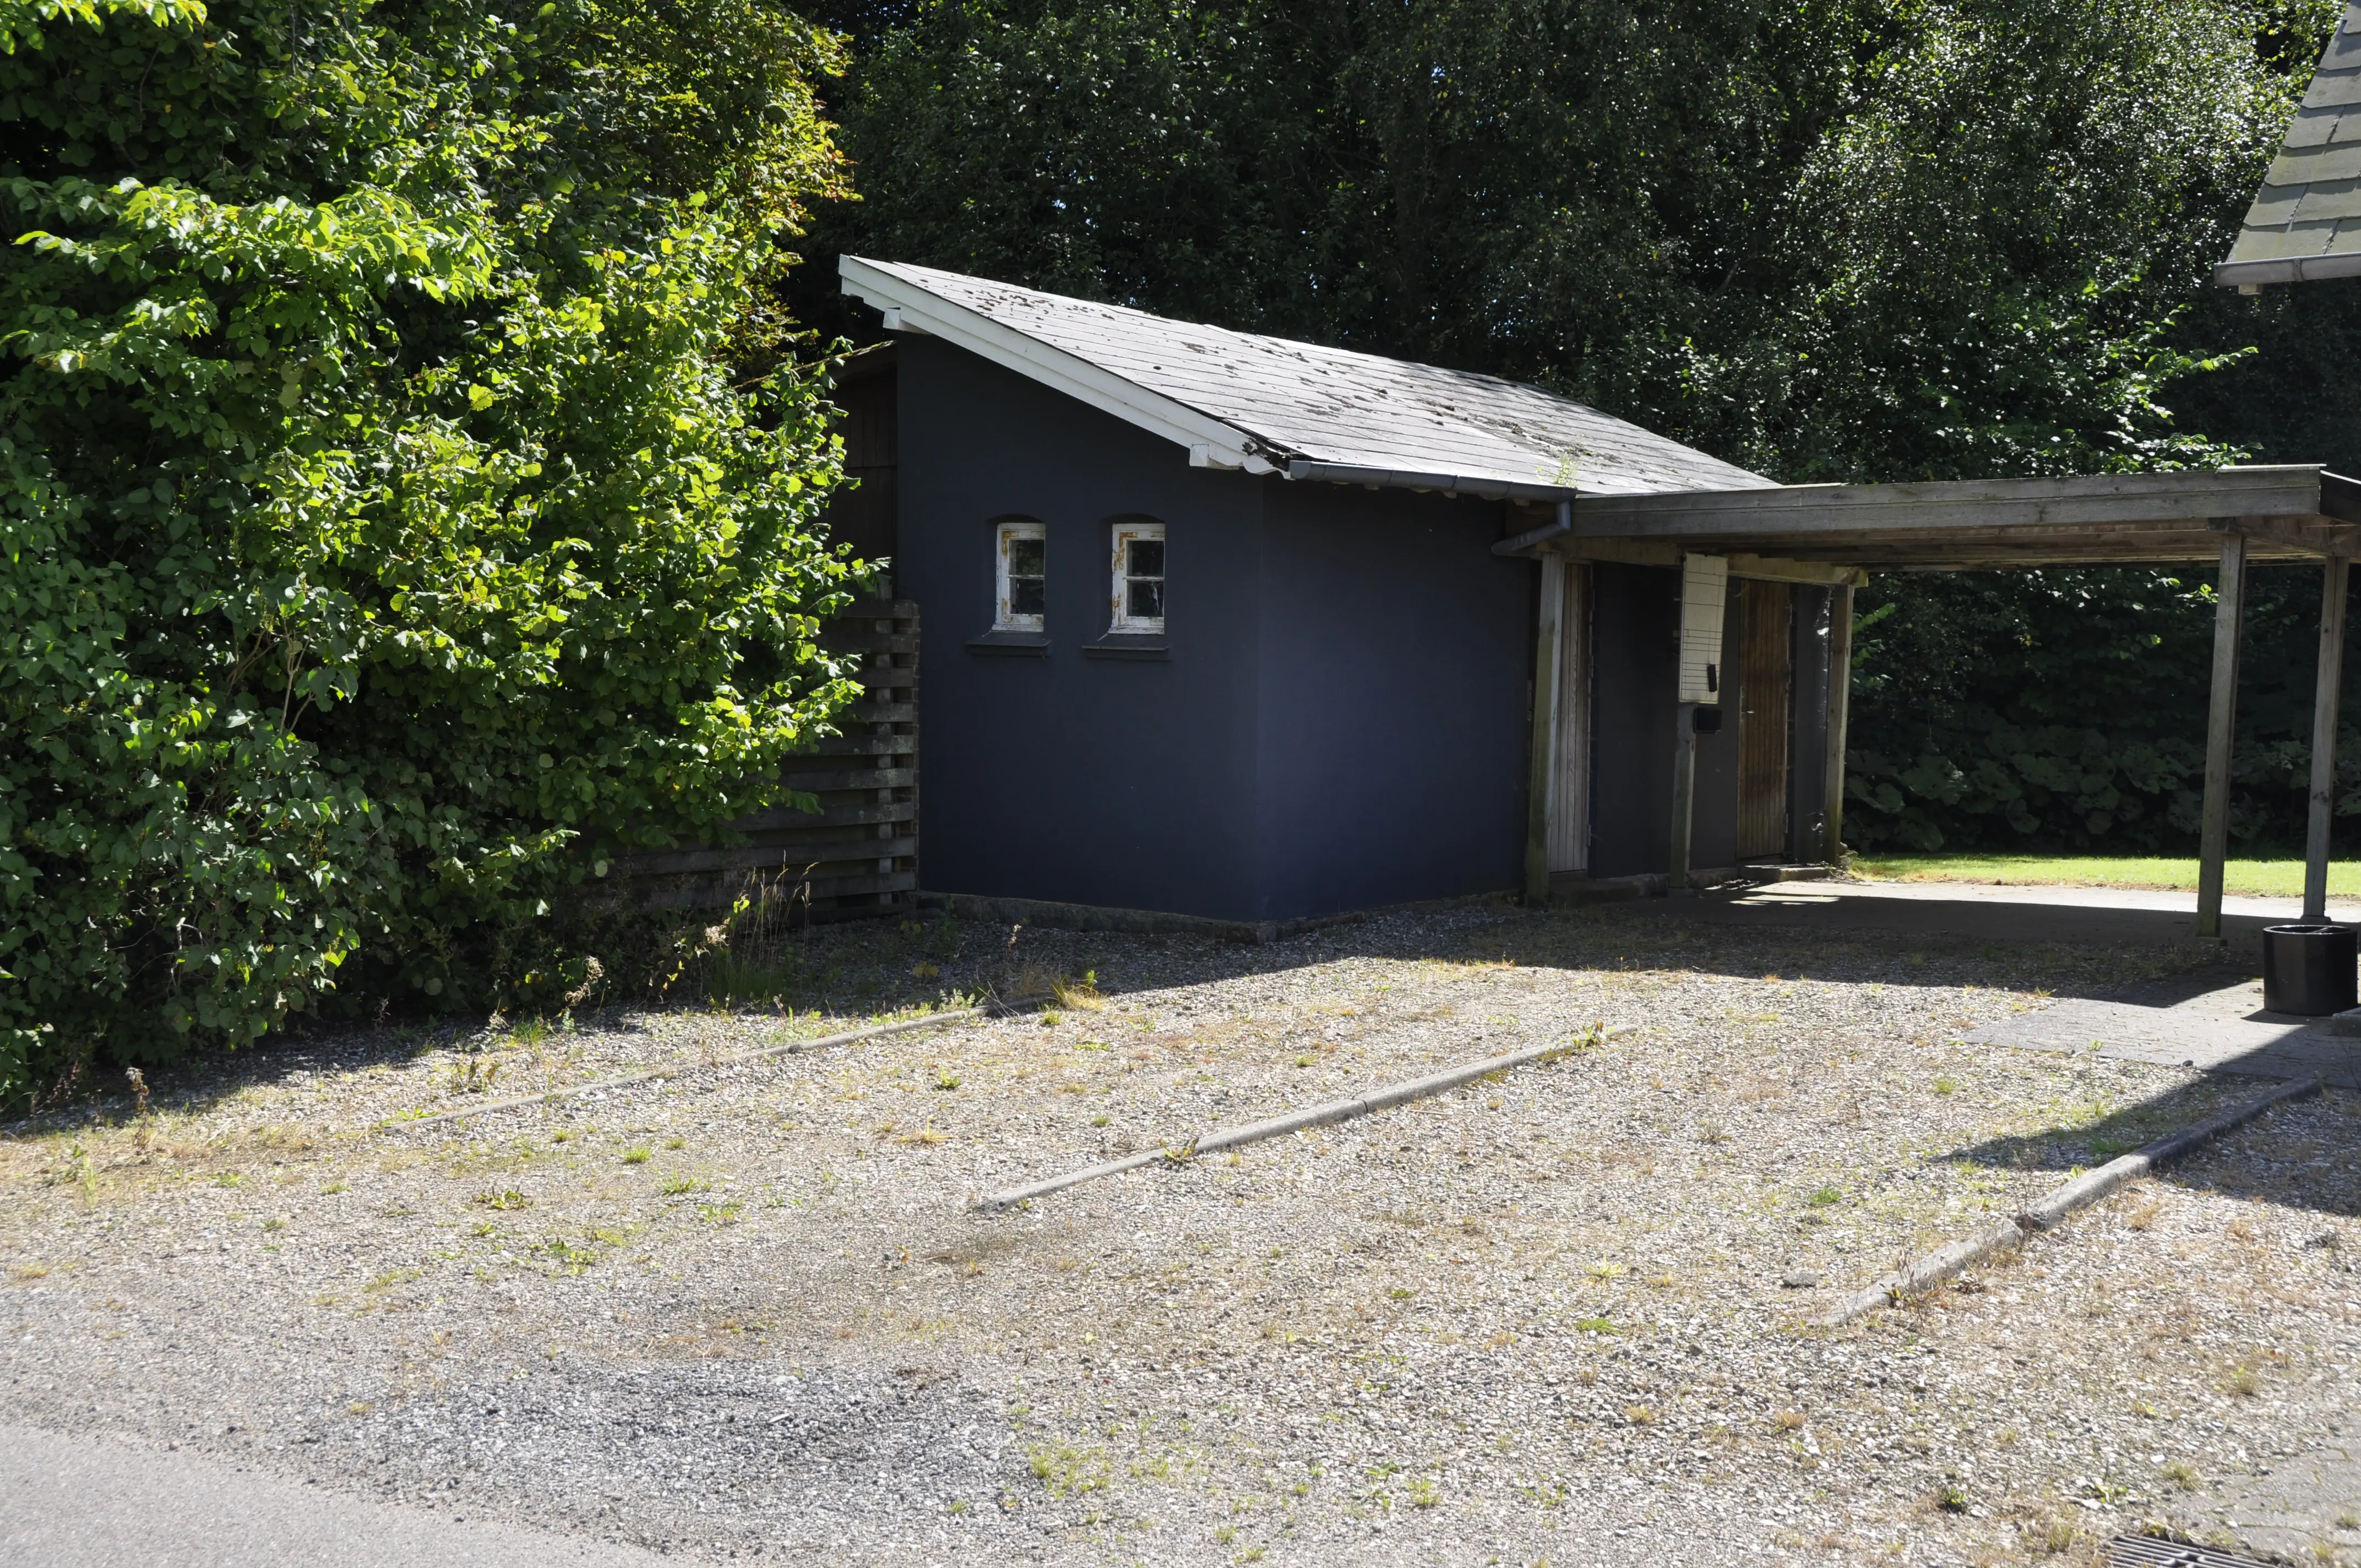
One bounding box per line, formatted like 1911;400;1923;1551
1821;582;1855;868
1524;557;1566;904
1669;702;1698;896
2305;554;2349;922
2198;530;2248;941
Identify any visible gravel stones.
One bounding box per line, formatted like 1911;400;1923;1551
3;896;2356;1565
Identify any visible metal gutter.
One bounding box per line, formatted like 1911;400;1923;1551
1286;459;1580;504
2213;251;2361;288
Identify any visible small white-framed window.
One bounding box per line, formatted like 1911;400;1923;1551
994;519;1046;631
1109;520;1166;634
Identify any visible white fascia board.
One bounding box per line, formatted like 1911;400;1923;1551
840;257;1264;470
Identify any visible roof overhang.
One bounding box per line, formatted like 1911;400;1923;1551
840;255;1288;474
1556;466;2361;568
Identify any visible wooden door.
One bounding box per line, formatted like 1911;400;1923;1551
1735;580;1792;860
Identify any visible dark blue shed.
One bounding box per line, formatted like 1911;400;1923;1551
828;258;1857;925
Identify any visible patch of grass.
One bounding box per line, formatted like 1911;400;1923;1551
932;1068;961;1091
621;1147;650;1165
1405;1476;1440;1508
1932;1076;1959;1096
658;1174;709;1196
2164;1461;2201;1491
664;1137;685;1151
1855;853;2361;899
1622;1404;1655;1425
1807;1185;1842;1207
1571;1316;1615;1334
1772;1410;1806;1432
1026;1440;1109;1499
1052;971;1106;1011
471;1188;530;1210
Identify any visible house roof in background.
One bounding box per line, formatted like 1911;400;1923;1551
2218;5;2361;287
839;256;1772;500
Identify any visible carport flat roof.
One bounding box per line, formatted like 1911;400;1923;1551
1566;464;2361;567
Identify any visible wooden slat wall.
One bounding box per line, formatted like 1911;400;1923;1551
623;598;920;919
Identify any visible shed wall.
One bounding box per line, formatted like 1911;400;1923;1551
1253;479;1529;920
895;335;1265;919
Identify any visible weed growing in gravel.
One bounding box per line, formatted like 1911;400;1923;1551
658;1175;709;1196
933;1069;960;1091
2027;1515;2078;1555
1772;1410;1806;1431
2225;1363;2262;1398
445;1057;501;1094
1808;1185;1842;1207
2128;1198;2162;1231
665;1137;685;1151
1406;1476;1440;1507
1053;972;1106;1011
472;1188;530;1210
621;1148;650;1164
2163;1461;2200;1490
1623;1404;1655;1425
1026;1441;1109;1498
1933;1481;1968;1512
697;1201;741;1225
1933;1076;1959;1095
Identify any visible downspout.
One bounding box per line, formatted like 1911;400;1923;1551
1495;499;1574;557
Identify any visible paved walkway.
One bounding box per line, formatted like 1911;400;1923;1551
0;1423;689;1568
1695;880;2361;1087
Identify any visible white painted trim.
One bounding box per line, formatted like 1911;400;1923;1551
995;520;1047;633
1109;520;1167;634
842;257;1264;470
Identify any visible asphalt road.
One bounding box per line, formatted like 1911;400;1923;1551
0;1423;693;1568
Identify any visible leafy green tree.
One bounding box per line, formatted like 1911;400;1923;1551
0;0;858;1103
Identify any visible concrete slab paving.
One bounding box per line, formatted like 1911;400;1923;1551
0;1422;693;1568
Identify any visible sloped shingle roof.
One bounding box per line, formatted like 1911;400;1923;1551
840;257;1771;499
2218;5;2361;287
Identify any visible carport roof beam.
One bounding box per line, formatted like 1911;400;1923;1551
1566;466;2361;568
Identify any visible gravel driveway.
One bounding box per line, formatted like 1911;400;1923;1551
4;895;2356;1565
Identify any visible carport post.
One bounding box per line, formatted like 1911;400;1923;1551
1821;581;1855;868
2197;529;2248;941
2304;553;2350;922
1669;703;1698;896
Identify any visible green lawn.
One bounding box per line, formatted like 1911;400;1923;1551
1851;853;2361;899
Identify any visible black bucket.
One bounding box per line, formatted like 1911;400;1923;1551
2260;923;2358;1016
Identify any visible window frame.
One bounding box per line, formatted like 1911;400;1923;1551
1108;519;1167;635
993;518;1047;633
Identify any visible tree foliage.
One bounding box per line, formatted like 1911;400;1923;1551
0;0;858;1103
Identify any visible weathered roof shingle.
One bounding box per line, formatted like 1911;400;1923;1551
841;257;1771;499
2217;6;2361;286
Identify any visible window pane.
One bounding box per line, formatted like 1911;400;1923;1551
1007;536;1045;576
1010;576;1046;617
1126;538;1165;579
1128;578;1163;620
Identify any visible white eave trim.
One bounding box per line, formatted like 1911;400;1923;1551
841;255;1280;473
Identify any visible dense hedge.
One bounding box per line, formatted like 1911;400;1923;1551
0;0;861;1104
1846;565;2361;854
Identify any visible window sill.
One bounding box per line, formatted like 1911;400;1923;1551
1082;636;1169;661
967;630;1049;657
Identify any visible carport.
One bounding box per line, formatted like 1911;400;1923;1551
1514;464;2361;938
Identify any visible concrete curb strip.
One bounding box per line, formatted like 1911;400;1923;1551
972;1026;1618;1213
388;999;1044;1133
1814;1074;2322;1327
